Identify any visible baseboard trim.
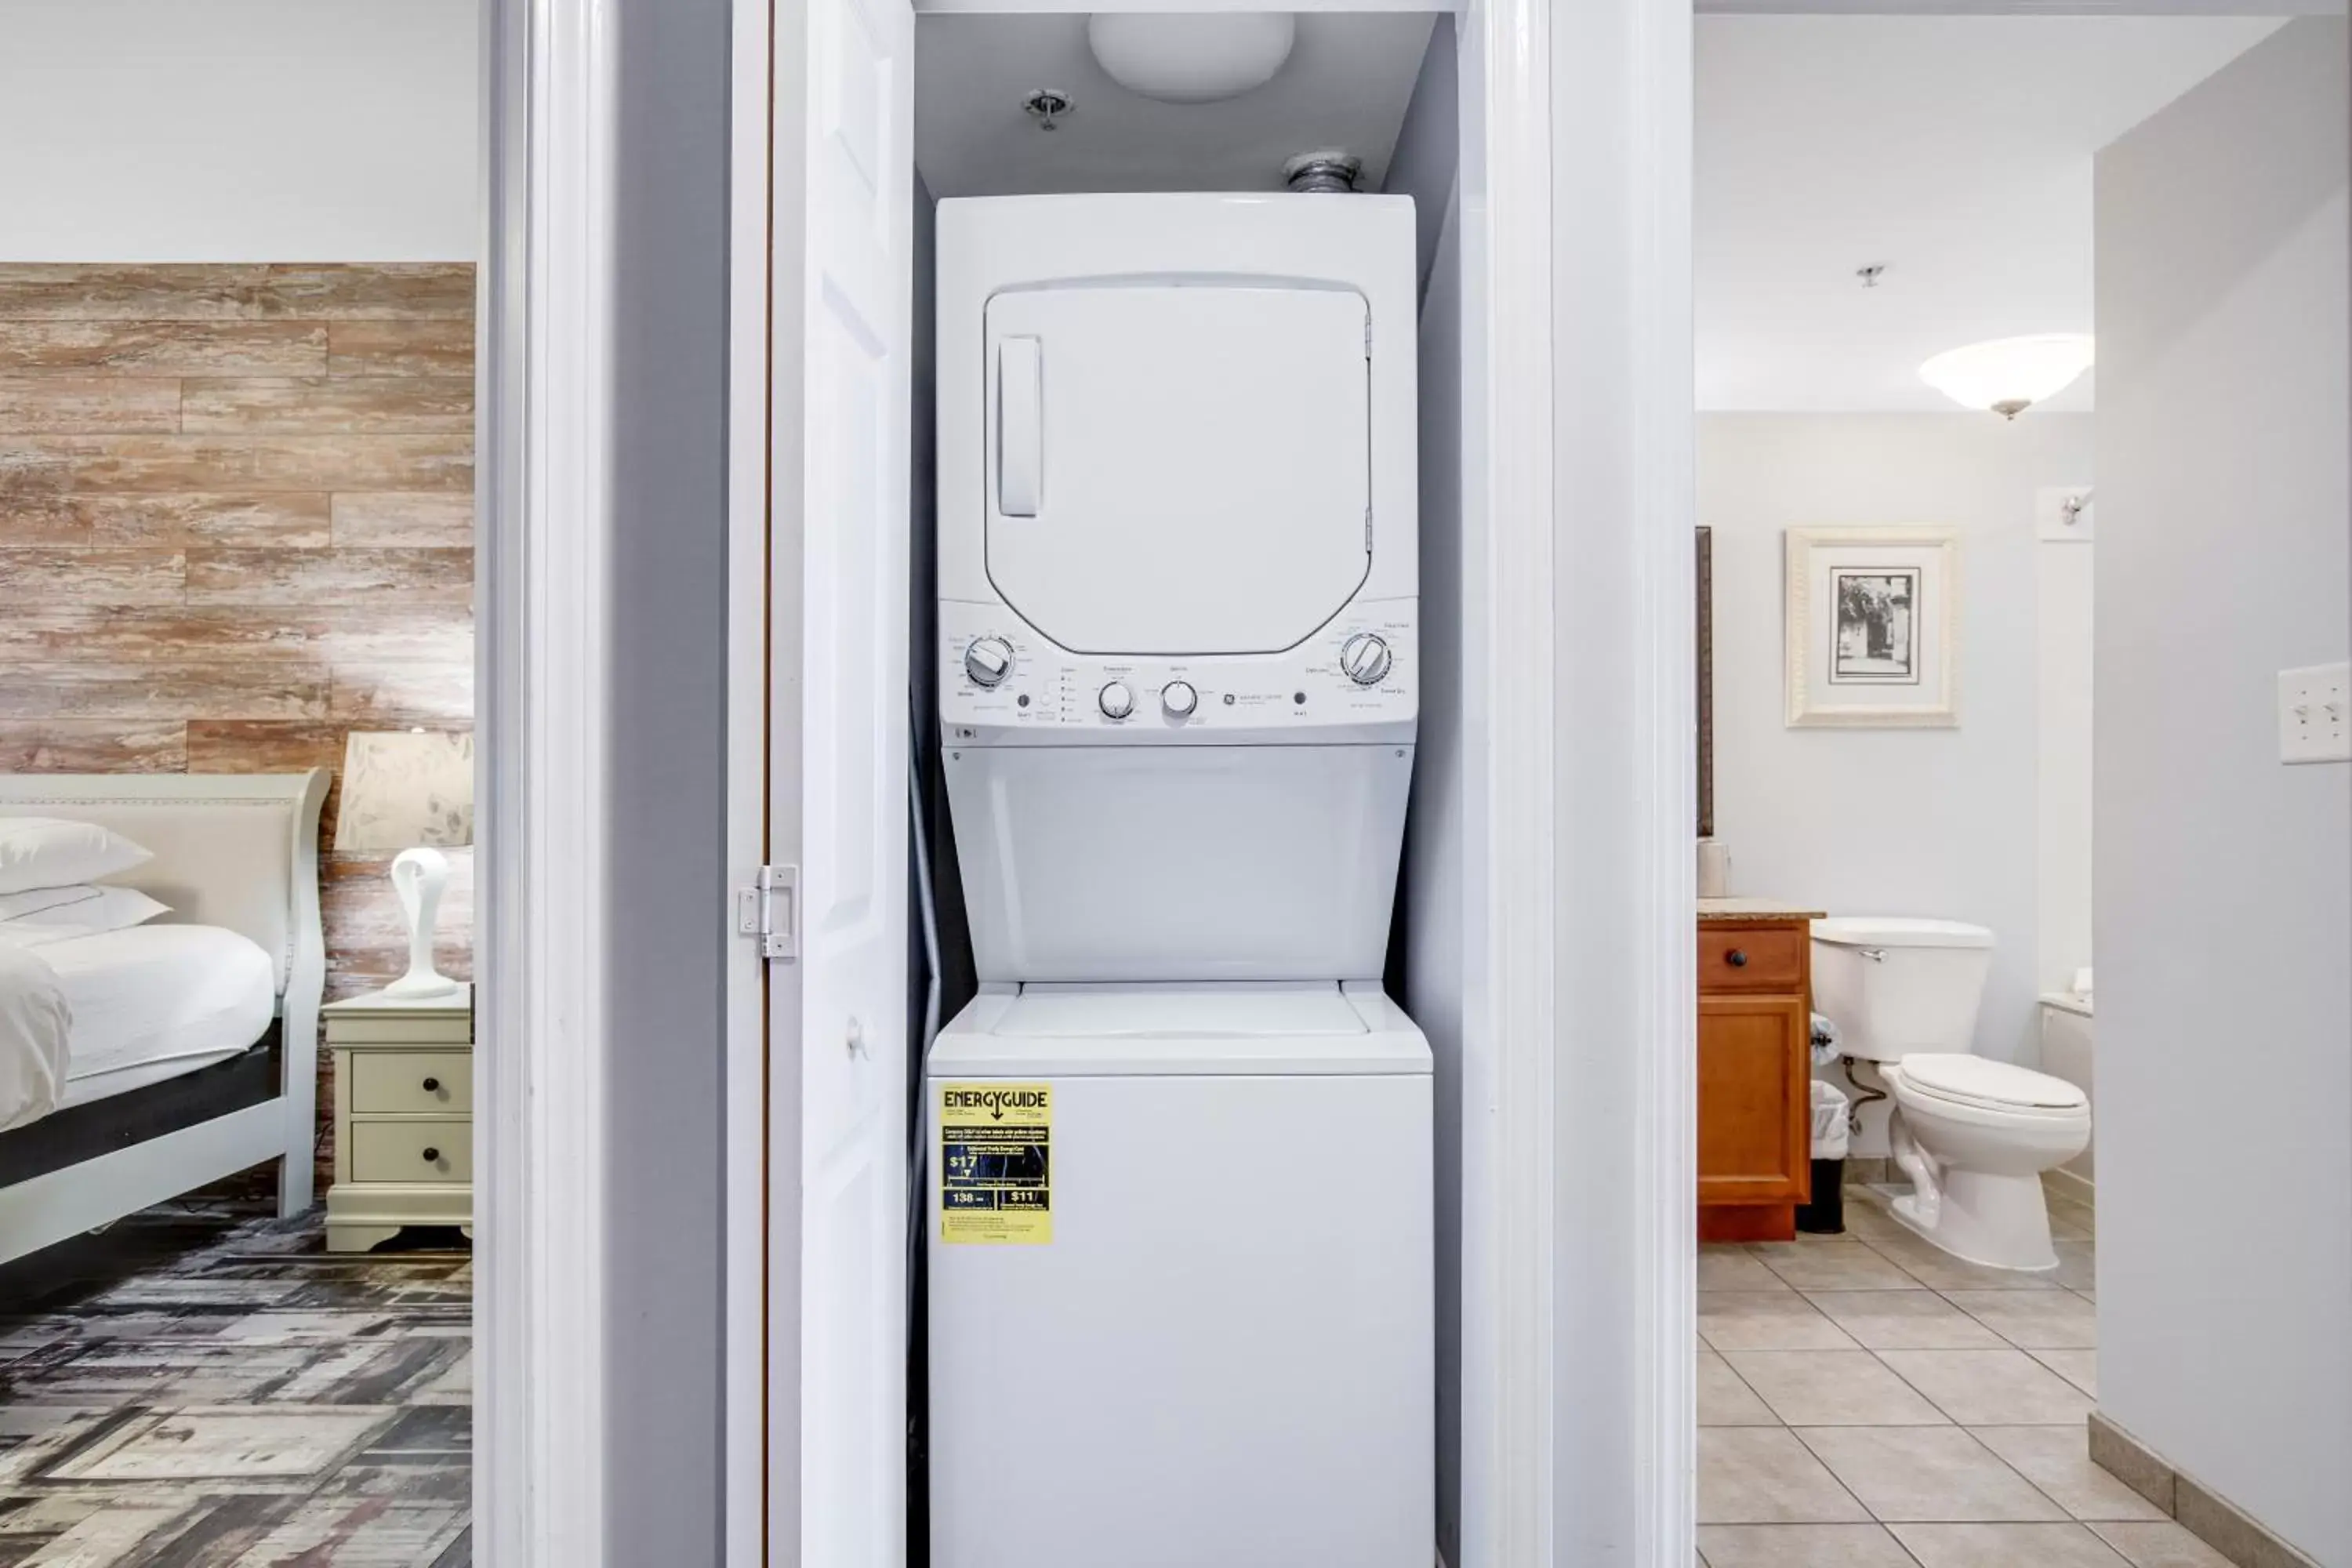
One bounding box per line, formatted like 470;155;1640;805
2088;1411;2323;1568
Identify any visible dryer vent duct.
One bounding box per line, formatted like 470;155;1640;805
1283;151;1363;194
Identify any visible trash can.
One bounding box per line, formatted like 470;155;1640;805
1795;1080;1850;1235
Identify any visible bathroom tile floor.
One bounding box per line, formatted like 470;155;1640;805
1697;1190;2230;1568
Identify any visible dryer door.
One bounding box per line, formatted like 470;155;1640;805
984;283;1371;656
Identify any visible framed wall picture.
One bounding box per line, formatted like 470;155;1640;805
1785;527;1959;728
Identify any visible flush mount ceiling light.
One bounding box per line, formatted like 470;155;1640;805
1086;13;1297;104
1918;334;2095;420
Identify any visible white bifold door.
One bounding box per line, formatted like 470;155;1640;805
758;0;914;1559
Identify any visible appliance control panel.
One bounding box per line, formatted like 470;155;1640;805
939;599;1417;741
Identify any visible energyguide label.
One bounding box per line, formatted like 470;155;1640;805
939;1082;1053;1244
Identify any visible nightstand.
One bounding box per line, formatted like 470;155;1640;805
322;984;474;1253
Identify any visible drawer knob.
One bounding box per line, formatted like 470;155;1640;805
1726;949;1749;967
422;1147;441;1163
422;1076;441;1093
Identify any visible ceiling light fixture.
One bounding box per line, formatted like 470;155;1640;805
1086;13;1297;105
1918;334;2095;420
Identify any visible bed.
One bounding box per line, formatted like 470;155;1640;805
0;771;327;1266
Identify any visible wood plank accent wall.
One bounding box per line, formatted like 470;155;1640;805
0;263;474;1189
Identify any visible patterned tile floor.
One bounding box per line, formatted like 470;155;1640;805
1697;1186;2229;1568
0;1200;468;1566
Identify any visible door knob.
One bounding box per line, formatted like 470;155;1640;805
422;1076;441;1093
422;1147;441;1163
1726;949;1748;968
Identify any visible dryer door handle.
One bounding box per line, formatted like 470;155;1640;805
998;336;1043;517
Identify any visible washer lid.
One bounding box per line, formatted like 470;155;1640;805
930;982;1432;1077
983;282;1372;656
994;982;1366;1039
1813;916;1995;950
1898;1053;2087;1112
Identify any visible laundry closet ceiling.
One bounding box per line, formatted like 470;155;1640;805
913;12;1437;198
1696;16;2282;412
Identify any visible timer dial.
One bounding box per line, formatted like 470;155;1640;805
1339;632;1393;687
963;636;1014;688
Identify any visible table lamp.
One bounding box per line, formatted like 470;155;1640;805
336;731;474;998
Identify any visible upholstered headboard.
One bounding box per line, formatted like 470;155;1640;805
0;771;328;1004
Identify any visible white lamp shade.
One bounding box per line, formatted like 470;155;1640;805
1087;12;1296;104
336;731;474;852
1918;334;2094;415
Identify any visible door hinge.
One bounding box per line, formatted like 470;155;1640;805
736;864;799;961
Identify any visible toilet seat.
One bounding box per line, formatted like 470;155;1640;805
1889;1054;2088;1121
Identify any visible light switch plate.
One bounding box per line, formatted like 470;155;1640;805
2278;662;2351;764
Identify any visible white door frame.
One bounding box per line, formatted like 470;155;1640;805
724;0;785;1559
1457;0;1577;1559
1545;0;1697;1560
476;2;615;1565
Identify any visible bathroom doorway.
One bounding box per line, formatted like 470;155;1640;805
1690;10;2348;1566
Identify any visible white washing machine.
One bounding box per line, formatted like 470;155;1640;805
928;194;1432;1567
927;984;1432;1568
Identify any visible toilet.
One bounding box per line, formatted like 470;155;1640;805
1812;917;2090;1272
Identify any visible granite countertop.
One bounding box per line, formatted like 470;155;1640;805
1697;897;1828;924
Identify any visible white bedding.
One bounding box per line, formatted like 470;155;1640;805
0;946;70;1133
34;926;278;1114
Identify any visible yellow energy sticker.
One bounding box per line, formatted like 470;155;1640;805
939;1082;1052;1244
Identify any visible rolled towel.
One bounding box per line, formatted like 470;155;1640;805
1809;1011;1841;1065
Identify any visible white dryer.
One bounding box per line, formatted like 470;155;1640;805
935;193;1420;983
927;194;1432;1568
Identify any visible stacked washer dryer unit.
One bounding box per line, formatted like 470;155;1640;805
927;193;1434;1568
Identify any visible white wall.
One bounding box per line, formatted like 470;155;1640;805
2036;528;2095;995
2094;20;2351;1565
1699;413;2093;1152
0;0;477;261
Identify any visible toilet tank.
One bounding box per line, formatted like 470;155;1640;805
1811;917;1995;1061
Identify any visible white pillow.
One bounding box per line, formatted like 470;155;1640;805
0;884;170;949
0;818;152;896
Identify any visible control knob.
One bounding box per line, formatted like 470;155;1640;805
1161;681;1198;719
1340;632;1393;686
1098;681;1134;720
962;636;1014;688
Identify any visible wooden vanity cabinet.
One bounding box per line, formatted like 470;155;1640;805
1697;916;1815;1243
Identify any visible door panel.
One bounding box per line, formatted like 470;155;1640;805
778;0;914;1558
1696;995;1809;1205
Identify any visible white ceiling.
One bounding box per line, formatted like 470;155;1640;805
1696;16;2283;412
913;12;1438;198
